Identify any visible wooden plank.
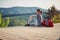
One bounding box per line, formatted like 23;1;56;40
0;23;60;40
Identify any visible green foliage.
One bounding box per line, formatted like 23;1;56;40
19;19;27;26
47;5;60;23
0;17;10;27
0;10;10;27
0;14;2;24
52;14;60;23
9;16;27;26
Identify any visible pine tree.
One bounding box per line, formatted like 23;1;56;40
47;5;60;23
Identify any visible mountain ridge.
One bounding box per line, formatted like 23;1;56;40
0;7;48;17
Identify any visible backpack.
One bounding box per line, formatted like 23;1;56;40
42;19;53;27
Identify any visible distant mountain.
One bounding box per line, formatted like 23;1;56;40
0;7;48;17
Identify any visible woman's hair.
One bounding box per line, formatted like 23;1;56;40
37;9;42;13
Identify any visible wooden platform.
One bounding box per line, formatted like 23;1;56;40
0;23;60;40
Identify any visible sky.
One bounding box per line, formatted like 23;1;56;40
0;0;60;10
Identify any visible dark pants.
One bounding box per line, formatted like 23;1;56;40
25;24;42;27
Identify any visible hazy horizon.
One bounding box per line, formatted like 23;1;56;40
0;0;60;10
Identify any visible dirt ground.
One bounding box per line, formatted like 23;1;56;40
0;23;60;40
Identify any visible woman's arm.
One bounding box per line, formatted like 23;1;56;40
28;15;35;24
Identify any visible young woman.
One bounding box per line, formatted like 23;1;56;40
26;9;43;26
